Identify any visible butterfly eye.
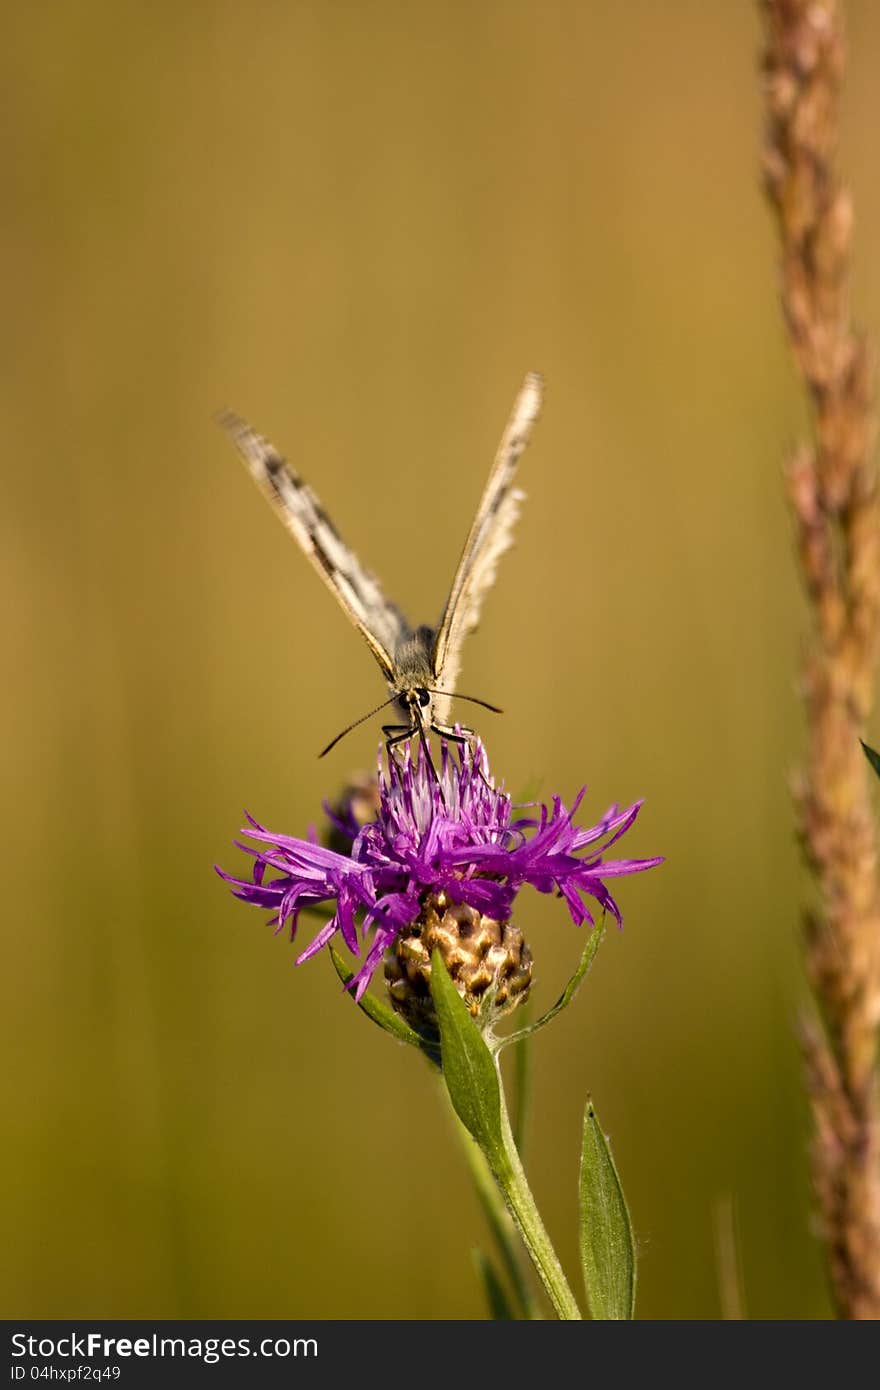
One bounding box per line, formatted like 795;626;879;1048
417;688;431;708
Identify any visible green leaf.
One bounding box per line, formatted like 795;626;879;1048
430;949;504;1162
500;920;605;1051
434;954;583;1320
329;946;439;1064
579;1100;637;1320
471;1248;515;1320
860;739;880;781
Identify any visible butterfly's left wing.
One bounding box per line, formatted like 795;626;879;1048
219;411;409;680
430;372;543;722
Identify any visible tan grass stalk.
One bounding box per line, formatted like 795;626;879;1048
760;0;880;1318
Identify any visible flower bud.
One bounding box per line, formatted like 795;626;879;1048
384;890;532;1034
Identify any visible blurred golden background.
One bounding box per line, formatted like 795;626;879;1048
5;0;880;1319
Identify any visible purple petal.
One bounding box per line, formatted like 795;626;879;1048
219;737;662;993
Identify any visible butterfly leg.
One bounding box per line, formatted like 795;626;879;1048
383;722;441;779
382;723;416;752
431;721;476;748
431;721;495;789
384;717;447;800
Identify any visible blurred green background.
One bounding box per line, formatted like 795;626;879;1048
5;0;880;1320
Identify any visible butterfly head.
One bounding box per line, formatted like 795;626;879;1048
390;683;434;734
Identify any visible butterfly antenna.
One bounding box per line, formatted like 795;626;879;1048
427;689;503;715
318;695;398;758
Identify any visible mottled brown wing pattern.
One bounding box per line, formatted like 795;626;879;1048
430;372;543;722
218;411;409;680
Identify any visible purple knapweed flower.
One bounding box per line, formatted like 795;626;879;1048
217;741;663;1005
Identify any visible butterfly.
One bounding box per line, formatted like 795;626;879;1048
218;371;543;757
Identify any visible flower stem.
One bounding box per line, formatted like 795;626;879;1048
454;1114;540;1320
487;1059;582;1320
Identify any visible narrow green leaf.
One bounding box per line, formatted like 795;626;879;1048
329;946;439;1063
579;1100;637;1320
860;739;880;781
500;921;605;1051
430;949;504;1161
472;1248;515;1320
434;955;583;1320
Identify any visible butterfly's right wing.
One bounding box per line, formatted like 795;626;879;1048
430;373;543;715
219;412;409;680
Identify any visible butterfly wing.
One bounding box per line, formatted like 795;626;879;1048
430;372;543;720
219;411;409;680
